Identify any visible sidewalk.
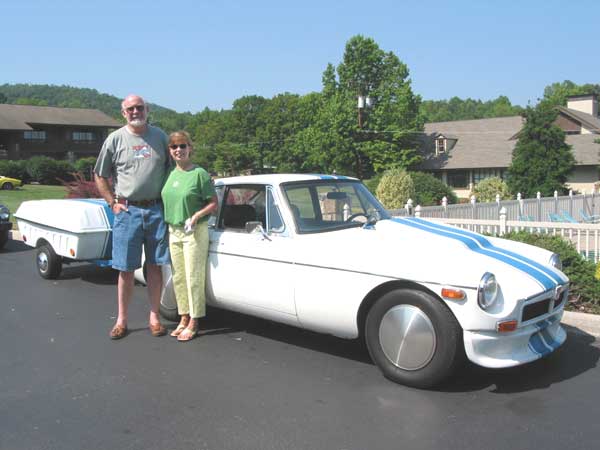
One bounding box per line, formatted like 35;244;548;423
562;310;600;337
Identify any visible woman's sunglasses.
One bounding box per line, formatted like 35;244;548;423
169;144;188;150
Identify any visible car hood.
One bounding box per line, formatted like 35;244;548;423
292;217;567;299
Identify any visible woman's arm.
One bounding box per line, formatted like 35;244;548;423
190;195;218;226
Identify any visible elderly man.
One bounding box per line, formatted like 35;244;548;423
94;94;170;339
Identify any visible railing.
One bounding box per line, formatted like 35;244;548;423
390;190;600;223
392;206;600;262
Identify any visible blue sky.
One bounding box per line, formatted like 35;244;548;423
2;0;598;113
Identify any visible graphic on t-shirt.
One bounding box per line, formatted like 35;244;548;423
132;145;152;159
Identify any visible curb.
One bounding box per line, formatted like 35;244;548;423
6;229;599;337
562;310;600;338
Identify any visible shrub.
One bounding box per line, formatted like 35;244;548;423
503;231;600;312
0;160;30;183
376;168;415;209
363;174;383;196
59;172;106;198
73;157;97;181
409;171;457;206
472;177;512;203
27;156;74;185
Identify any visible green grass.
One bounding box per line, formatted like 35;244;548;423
0;185;67;225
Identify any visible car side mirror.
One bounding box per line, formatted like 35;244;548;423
245;221;263;233
245;221;271;241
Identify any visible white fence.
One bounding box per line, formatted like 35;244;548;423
398;207;600;263
390;190;600;222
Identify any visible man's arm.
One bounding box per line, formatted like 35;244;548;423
95;175;126;213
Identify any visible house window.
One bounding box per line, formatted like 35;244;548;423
473;169;505;184
24;131;46;141
435;138;446;154
72;131;95;142
447;171;468;188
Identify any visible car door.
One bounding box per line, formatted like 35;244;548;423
208;184;298;323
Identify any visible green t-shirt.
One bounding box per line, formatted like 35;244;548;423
161;166;216;226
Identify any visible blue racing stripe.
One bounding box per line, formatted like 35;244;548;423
411;217;563;285
392;218;556;290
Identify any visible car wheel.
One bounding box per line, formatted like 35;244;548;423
2;182;14;190
0;230;8;249
365;288;463;388
36;244;62;279
159;267;179;322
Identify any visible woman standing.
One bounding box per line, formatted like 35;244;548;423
161;131;218;342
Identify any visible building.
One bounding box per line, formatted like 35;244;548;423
417;95;600;197
0;104;121;161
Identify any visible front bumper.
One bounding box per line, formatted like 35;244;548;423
463;310;566;368
0;221;12;232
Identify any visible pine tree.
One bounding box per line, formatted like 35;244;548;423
506;105;575;197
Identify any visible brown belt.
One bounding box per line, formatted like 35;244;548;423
116;198;161;207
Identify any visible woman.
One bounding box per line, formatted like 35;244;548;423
161;131;218;342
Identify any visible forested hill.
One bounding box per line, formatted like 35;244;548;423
0;83;525;127
0;83;186;131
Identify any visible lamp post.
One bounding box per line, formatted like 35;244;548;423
357;95;373;128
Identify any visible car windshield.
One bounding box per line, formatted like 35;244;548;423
282;179;390;233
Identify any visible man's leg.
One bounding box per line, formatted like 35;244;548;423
116;270;135;326
145;263;165;330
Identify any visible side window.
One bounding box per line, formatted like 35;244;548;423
219;186;265;231
266;187;284;233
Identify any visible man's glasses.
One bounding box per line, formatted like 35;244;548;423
169;143;188;150
124;105;145;113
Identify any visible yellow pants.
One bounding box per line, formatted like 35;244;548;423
168;223;209;319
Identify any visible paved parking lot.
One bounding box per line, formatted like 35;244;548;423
1;239;600;450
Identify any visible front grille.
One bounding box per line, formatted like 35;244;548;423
522;298;551;322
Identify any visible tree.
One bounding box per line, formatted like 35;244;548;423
541;80;600;108
506;105;575;197
296;35;422;178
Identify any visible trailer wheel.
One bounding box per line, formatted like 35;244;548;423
36;244;62;279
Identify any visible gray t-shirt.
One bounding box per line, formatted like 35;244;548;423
94;125;169;201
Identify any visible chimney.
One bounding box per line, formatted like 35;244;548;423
567;94;598;117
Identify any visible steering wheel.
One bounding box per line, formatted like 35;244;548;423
346;212;369;222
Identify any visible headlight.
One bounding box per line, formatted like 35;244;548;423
477;272;498;310
0;206;9;221
549;253;562;271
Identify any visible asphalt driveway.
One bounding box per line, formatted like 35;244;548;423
1;239;599;450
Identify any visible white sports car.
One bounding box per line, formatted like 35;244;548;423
155;174;569;388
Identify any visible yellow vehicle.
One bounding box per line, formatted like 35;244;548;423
0;175;22;190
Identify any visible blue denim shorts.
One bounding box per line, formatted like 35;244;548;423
111;203;170;271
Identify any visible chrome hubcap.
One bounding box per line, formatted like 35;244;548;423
37;252;49;273
379;304;436;370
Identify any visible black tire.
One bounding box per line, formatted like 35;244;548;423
2;182;14;190
365;288;463;389
36;244;62;279
0;230;8;249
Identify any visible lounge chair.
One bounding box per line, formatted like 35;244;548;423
560;211;579;223
579;210;600;223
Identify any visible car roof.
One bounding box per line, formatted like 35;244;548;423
214;173;358;186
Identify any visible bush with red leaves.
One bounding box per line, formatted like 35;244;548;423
59;172;112;199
